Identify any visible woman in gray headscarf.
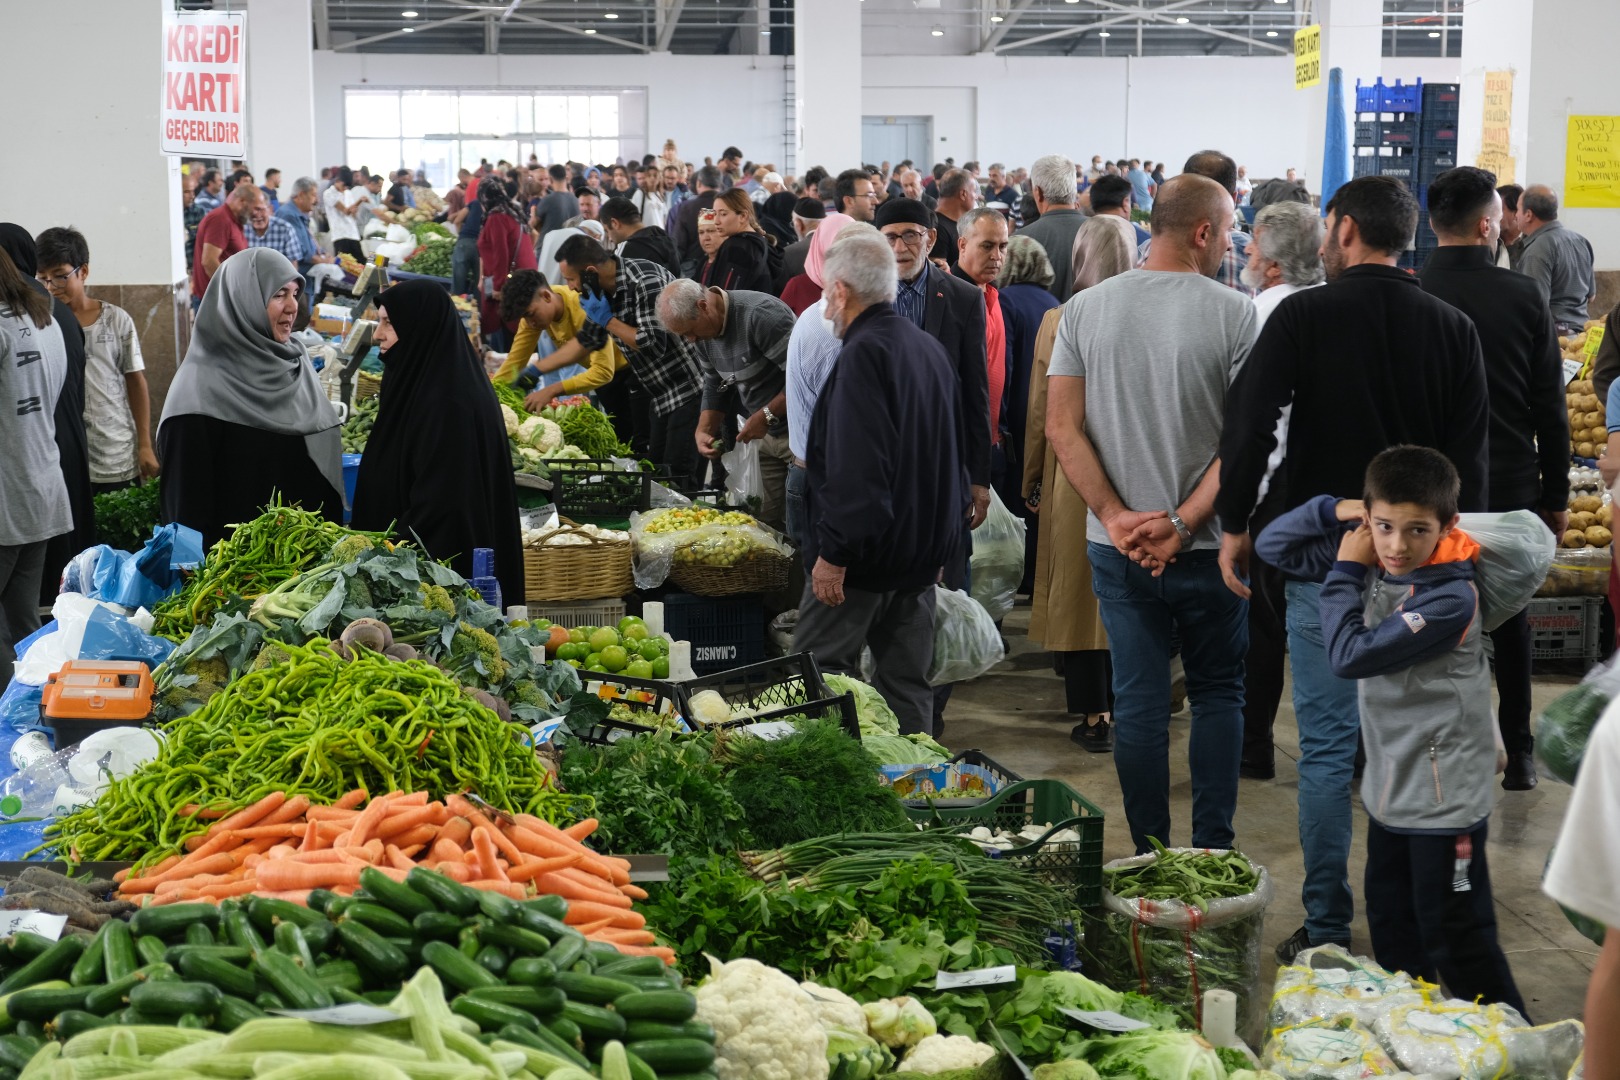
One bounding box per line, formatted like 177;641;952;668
159;249;343;548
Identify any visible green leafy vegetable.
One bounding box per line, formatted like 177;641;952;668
92;480;163;552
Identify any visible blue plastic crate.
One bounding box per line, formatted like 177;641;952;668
1356;77;1423;115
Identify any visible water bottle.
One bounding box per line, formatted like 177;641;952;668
0;752;87;821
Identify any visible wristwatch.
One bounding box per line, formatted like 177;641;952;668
762;404;778;426
1168;511;1193;543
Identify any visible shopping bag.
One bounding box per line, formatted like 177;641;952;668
1455;510;1555;630
969;489;1026;623
929;586;1004;686
721;424;765;514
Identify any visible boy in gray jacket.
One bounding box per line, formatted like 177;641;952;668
1258;446;1526;1013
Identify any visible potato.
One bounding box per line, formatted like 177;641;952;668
1587;526;1613;547
1600;506;1613;527
1565;530;1589;548
1579;442;1597;459
1579;495;1605;513
1572;511;1596;530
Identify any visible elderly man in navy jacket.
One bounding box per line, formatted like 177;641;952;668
795;230;969;736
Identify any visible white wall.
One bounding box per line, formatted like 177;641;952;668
1381;57;1463;87
248;0;318;183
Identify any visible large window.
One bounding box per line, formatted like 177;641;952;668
343;88;648;188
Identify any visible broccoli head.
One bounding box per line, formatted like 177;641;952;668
449;621;508;683
418;582;455;616
511;680;548;707
330;534;376;564
159;655;230;711
345;574;375;609
250;643;293;671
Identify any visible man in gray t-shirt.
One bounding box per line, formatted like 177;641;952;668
1047;174;1257;856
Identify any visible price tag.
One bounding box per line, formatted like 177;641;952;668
0;912;67;941
736;721;798;741
1565;358;1584;385
270;1003;402;1026
1588;324;1606;360
934;964;1017;990
1058;1008;1151;1032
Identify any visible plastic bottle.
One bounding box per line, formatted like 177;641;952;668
0;751;90;821
1201;988;1258;1067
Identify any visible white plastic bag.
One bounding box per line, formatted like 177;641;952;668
12;594;113;685
721;424;764;514
928;587;1004;686
969;489;1026;623
1456;510;1556;630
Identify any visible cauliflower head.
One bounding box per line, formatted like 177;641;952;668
516;415;544;447
687;689;735;728
900;1034;996;1075
694;956;829;1080
862;996;938;1050
500;403;520;437
532;416;564;453
801;981;868;1035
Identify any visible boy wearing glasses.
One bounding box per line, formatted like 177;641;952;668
33;227;157;492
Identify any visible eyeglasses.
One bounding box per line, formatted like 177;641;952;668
883;230;929;249
37;267;79;288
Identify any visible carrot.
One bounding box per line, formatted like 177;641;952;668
563;900;645;929
120;852;237;894
448;796;526;865
434;861;474;883
555;867;633;904
399;844;426;859
471;827;505;881
561;818;598;842
255;861;367;892
286;849;359;865
224;824;306;840
384;791;430;808
334;788;369;810
203;792;288;842
307;807;361;823
384;844;415;872
463;880;528;899
615;944;678;964
376;806;440;840
260;794;312;826
619;884;649;900
389;825;438;850
507;825;585;863
532;872;630;907
198;880;259;900
122;854;182;884
430;839;464;865
588;928;657;946
265;844;298;861
344;798;391;847
299;820;320;851
506;853;582;882
572;918;616;935
255;889;314;904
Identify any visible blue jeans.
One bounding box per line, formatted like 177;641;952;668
1089;543;1248;853
1286;578;1361;946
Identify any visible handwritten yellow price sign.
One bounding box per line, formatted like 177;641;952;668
1566;116;1620;209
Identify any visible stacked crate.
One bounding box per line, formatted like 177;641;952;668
1352;79;1462;269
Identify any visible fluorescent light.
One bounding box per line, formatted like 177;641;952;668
1427;30;1440;37
761;28;771;34
931;26;944;35
604;11;618;18
401;9;417;16
1097;31;1110;37
584;27;597;33
990;14;1003;22
401;26;414;32
1175;16;1189;23
1265;30;1278;36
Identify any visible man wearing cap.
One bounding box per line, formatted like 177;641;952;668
776;197;825;294
752;171;787;206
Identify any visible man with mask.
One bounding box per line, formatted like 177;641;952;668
792;229;967;737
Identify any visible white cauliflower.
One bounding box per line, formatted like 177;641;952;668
900;1034;996;1074
800;981;868;1035
686;689;735;727
517;446;543;463
862;996;937;1050
531;416;564;453
499;403;520;437
516;415;544;447
694;956;829;1080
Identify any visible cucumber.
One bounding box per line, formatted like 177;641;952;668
213;995;267;1032
0;937;84;995
301;920;337;958
420;941;501;992
522;894;569;922
451;995;540;1034
384;936;422;967
176;1011;212;1029
624;1020;692;1043
130;903;221;940
248;897;328;932
332;987;368;1005
458;927;482;961
515;909;576;943
614;973;685;993
555;971;639;1006
84;966;156;1017
313;960;364;994
99;921;136;983
474;945;508;978
251;949;333;1010
478;921;553;956
343;903;414;939
624;1048;659;1080
680;1020;717;1043
541;935;586;973
163;945;252;967
273;922;316;972
178;952;258;999
474;889;518;925
184;922;216;948
562;1001;626;1041
254;992;288;1011
546;1015;583;1046
411;912;465;941
47;1010;109;1041
583;942;624;968
594;955;668;979
334;922;408;981
505;957;557;988
497;1023;592;1071
466;985;565;1015
325;897;355;919
612;990;697;1023
10;1020;41;1043
0;1035;32;1072
625;1039;716;1074
357;867;435;920
600;1040;632;1080
4;933;56;964
219;908;265;953
68;931;106;989
5;987;89;1023
305;889;342;914
405;868;479;918
127;980;222;1018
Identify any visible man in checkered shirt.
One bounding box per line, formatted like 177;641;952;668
554;234;704;490
245;202;307;273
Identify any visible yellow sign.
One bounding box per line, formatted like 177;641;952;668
1476;70;1516;185
1294;25;1321;90
1566;115;1620;209
1589;324;1607;361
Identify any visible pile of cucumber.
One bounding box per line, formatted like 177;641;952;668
0;866;714;1080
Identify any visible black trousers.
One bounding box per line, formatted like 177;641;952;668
1488;607;1534;756
649;399;703;492
592;376;636;449
1364;818;1528;1018
1243;558;1288;771
1061;651;1112;716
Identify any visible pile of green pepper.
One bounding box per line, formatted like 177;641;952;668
1103;838;1259;914
46;640;588;867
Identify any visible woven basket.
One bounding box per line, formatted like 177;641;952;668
669;551;791;597
354;371;383;401
524;520;633;603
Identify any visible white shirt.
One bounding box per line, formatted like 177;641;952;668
1546;699;1620;929
630;188;667;230
322;185;365;241
80;303;145;484
1252;281;1319;503
785;299;842;462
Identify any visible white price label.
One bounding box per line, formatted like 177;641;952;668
270;1003;402;1026
1565;358;1584;385
1058;1007;1151;1032
737;721;798;741
934;964;1017;990
0;912;67;941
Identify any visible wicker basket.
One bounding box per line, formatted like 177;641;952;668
669;551;791;597
354;371;383;401
523;520;633;603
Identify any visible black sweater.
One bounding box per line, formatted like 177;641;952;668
1419;245;1569;513
1217;264;1490;534
805;304;969;592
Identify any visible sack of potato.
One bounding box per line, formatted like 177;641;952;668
1539;545;1612;597
1567;379;1606;461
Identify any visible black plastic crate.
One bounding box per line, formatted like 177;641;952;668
1422;82;1460;113
678;652;829;716
1353;153;1383;179
1378;119;1419;149
547;459;660;527
557;672;685;745
1420;115;1459;144
693;690;860;741
662;592;765;674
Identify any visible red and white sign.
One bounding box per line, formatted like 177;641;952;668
161;11;247;158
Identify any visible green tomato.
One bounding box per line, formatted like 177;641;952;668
618;615;646;633
584;652;601;669
588;627;620;653
599;646;629;673
586;664;610;673
568;627;588;645
622;624;650;642
565;658;582;669
555;643;584;662
651;656;670;679
624;660;654;680
636;639;663;662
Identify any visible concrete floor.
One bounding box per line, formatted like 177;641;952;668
940;605;1600;1024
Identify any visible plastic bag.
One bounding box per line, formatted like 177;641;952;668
721;427;764;515
65;524;204;611
1534;656;1620;783
1087;849;1273;1042
1268;945;1434;1031
1261;1016;1400;1080
1456;511;1555;629
1537;545;1611;597
629;506;792;591
928;587;1005;686
1371;1002;1583;1080
969;489;1026;623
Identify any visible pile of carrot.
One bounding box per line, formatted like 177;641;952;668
114;789;672;963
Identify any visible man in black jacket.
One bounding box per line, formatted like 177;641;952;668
1419;166;1569;791
669;165;721;277
599;197;680;277
796;230;968;736
1216;176;1489;964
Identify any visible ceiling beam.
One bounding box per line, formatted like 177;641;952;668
330;7;488;50
506;11;654;51
979;0;1038;52
996;0;1208;52
1081;0;1290;53
485;15;499;52
312;0;330;50
656;0;688;51
497;0;527;21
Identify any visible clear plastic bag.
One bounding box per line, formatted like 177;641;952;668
1537;546;1611;598
1455;511;1556;630
720;427;764;515
1261;1016;1400;1080
1268;945;1434;1032
1534;655;1620;784
1088;850;1273;1042
629;507;792;591
928;586;1005;686
969;489;1026;623
1371;1002;1583;1080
